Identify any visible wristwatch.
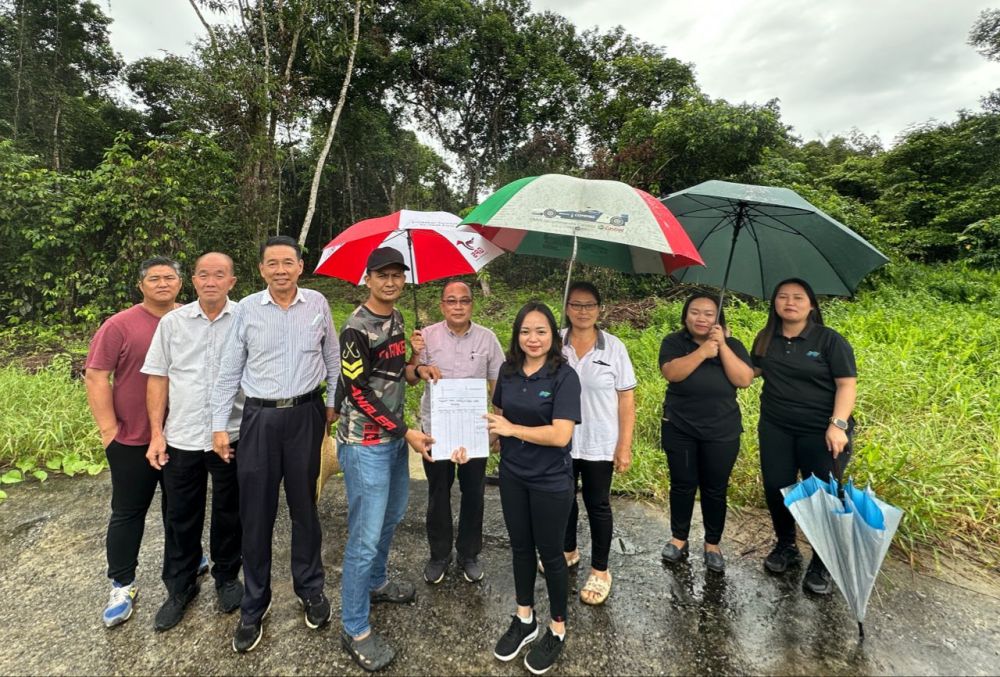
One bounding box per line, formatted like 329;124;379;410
828;417;849;431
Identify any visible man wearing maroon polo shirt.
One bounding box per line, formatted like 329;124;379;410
85;256;182;628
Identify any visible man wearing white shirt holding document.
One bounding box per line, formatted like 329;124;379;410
415;280;505;586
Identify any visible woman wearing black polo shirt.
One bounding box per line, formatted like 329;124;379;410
752;278;857;596
659;293;754;573
486;301;581;675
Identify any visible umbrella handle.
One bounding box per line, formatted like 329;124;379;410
563;233;579;311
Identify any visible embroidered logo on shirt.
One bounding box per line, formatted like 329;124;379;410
539;390;551;398
806;350;821;358
342;342;363;378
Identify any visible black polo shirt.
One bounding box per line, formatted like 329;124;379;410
659;330;752;441
492;361;581;493
751;323;857;433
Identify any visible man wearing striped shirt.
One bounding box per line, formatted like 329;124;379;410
210;235;339;654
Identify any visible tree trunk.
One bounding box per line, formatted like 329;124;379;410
298;0;361;249
51;103;61;172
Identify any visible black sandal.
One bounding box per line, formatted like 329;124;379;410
341;630;396;672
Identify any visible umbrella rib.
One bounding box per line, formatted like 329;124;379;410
746;209;856;295
677;211;739;282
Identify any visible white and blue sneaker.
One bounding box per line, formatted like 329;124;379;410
198;554;209;577
102;581;138;628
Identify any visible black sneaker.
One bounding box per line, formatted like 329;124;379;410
233;619;262;654
216;579;243;614
370;579;416;604
764;543;802;574
423;556;451;585
524;627;565;675
232;602;270;653
494;614;538;661
802;556;834;595
301;592;332;629
461;557;484;583
154;582;200;632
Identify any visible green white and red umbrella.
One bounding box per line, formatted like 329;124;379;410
461;174;703;303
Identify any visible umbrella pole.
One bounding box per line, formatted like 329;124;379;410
718;204;746;311
563;233;579;311
406;230;420;328
858;622;865;640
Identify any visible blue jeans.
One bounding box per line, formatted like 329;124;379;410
338;437;410;637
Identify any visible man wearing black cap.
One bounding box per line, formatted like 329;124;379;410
335;247;436;672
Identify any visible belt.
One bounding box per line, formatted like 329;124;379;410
246;387;324;409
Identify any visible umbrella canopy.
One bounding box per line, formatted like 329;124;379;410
314;209;504;284
462;174;703;306
663;180;889;298
782;474;904;637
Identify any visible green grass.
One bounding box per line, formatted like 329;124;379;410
2;264;997;562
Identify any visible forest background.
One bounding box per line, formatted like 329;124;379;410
0;0;997;565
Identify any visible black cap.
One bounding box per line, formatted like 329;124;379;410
366;247;410;272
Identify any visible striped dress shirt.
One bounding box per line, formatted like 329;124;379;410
211;287;339;431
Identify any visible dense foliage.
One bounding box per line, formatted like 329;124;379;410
1;0;999;324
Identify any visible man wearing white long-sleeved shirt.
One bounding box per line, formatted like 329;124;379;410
210;235;339;654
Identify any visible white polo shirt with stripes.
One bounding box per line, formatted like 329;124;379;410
560;328;637;462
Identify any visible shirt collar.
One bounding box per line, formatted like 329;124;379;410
563;328;605;351
446;321;474;338
779;320;816;341
262;287;305;307
192;297;235;319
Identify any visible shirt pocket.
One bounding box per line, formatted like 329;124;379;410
300;326;325;353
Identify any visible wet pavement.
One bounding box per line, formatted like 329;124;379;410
1;472;998;676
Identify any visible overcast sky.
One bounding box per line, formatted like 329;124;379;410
104;0;999;145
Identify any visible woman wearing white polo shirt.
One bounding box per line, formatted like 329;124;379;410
559;281;636;606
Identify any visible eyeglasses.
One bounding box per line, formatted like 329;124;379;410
567;302;600;311
443;298;473;307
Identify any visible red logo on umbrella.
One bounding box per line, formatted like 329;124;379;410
457;238;486;259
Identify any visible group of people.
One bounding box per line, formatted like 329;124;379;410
85;235;857;675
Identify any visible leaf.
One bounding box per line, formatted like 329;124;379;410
1;470;24;484
32;470;48;482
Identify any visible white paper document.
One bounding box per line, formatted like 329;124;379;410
429;378;490;461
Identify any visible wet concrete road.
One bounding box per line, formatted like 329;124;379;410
1;472;998;676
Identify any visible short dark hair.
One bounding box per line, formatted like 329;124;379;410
502;300;566;377
139;256;181;280
259;235;302;262
679;292;726;330
752;277;824;357
440;279;473;299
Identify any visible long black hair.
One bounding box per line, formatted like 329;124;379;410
502;300;566;376
563;280;602;329
752;278;824;357
679;292;727;331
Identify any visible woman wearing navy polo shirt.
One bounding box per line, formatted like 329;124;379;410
560;281;636;604
659;293;754;573
486;301;581;675
752;278;857;596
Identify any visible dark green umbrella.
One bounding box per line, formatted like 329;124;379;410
663;180;889;298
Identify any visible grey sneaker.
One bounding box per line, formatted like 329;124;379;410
802;555;834;594
461;557;484;583
764;543;802;574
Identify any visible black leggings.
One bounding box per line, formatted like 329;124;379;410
759;416;853;546
563;459;614;571
661;420;740;545
499;470;574;622
105;440;167;585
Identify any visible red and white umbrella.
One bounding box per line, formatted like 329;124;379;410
314;210;505;284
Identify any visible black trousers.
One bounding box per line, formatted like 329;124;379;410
499;470;574;622
661;420;740;545
237;398;326;624
563;459;614;571
161;443;241;595
759;416;853;547
105;440;168;586
422;456;487;562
